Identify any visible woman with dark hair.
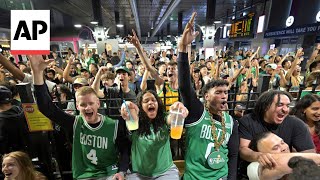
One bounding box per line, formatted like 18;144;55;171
120;90;188;179
290;94;320;153
191;68;204;96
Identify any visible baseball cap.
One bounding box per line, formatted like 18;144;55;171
266;63;277;70
80;68;89;72
73;77;88;85
115;66;131;75
193;67;200;73
0;86;12;104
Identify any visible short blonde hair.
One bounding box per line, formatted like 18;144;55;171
75;86;99;99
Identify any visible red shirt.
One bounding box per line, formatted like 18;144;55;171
312;133;320;153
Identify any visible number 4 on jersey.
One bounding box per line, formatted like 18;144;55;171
87;149;98;165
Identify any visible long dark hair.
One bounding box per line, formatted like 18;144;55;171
136;90;166;136
290;94;320;137
253;90;292;121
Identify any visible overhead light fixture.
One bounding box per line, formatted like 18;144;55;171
214;20;222;24
167;35;171;37
225;23;232;26
74;24;82;28
104;27;107;30
116;24;124;28
90;21;98;25
232;16;235;20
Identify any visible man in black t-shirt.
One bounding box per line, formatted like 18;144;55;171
238;90;315;178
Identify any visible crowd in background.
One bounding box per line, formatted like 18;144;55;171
1;12;320;180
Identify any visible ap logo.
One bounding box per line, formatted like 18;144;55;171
11;10;50;55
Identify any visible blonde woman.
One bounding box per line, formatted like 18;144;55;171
2;151;46;180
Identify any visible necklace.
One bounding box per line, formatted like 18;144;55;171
205;105;228;169
205;105;226;150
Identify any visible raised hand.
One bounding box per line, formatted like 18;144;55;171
120;101;139;121
97;66;109;75
27;55;54;73
296;48;304;57
178;12;199;52
170;102;189;119
126;29;141;48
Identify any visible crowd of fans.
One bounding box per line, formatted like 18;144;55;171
0;12;320;180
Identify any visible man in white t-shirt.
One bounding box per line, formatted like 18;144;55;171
247;132;320;180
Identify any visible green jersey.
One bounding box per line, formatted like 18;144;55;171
131;125;173;176
72;115;119;179
300;90;320;98
184;110;234;180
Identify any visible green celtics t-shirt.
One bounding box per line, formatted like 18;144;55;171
300;90;320;98
183;110;234;180
131;124;173;177
72;114;119;179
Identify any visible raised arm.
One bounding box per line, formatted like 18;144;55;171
0;54;25;81
127;30;165;86
28;55;75;131
91;66;108;98
113;46;126;68
177;12;203;124
285;48;303;81
277;52;290;66
140;70;150;91
306;43;320;70
63;55;75;83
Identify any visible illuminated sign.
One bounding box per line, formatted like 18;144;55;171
317;11;320;22
286;16;294;27
229;13;255;38
257;15;265;33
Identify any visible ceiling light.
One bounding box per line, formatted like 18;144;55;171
116;24;124;28
90;21;98;25
214;20;222;24
225;23;232;26
104;27;107;30
167;35;171;37
74;24;82;28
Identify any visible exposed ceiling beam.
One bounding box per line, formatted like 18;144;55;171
129;0;141;37
151;0;182;37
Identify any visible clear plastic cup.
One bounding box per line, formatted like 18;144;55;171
123;101;139;131
169;109;185;139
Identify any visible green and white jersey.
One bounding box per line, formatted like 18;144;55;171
183;110;234;180
131;124;173;177
72;114;119;179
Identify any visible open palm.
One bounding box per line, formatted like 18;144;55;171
27;55;53;72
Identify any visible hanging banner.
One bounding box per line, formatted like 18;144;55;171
264;22;320;38
22;103;53;132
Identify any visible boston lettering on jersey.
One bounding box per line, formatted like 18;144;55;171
200;123;231;144
79;132;108;150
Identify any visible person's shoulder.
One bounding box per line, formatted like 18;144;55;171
240;113;256;124
284;115;306;126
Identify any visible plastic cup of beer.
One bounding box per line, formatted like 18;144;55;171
123;101;139;131
170;109;185;139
